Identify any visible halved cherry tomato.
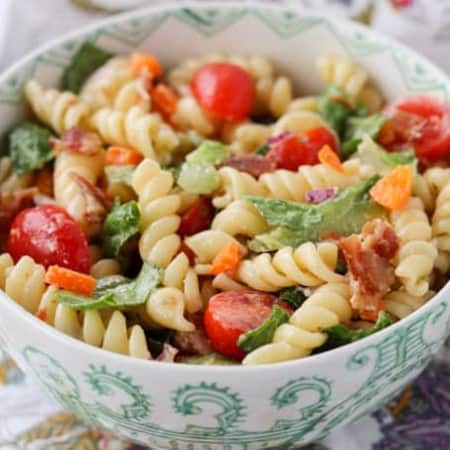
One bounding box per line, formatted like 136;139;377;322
105;146;143;166
204;290;293;360
190;63;254;122
380;96;450;161
7;205;90;273
178;198;214;237
267;126;338;171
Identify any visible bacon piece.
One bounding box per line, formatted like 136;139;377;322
339;220;399;320
50;127;103;156
70;172;110;229
0;187;38;232
156;343;179;363
362;218;399;259
173;314;213;356
220;154;275;178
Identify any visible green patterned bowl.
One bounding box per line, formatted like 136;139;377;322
0;2;449;449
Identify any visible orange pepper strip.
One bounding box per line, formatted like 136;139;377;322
370;165;413;211
210;242;243;276
129;52;163;78
45;265;96;296
318;145;344;173
105;146;143;166
152;83;179;118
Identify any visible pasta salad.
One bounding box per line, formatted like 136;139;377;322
0;43;449;365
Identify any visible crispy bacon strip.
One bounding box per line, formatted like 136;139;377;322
50;127;103;156
220;154;275;178
339;219;399;320
156;343;179;363
173;314;213;356
70;172;110;228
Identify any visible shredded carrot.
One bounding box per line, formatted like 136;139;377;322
45;265;96;296
211;242;243;276
370;165;413;211
318;145;344;173
129;52;163;78
152;83;179;119
36;308;47;322
105;146;143;166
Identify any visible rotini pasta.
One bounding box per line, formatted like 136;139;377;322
383;289;434;320
54;149;105;237
25;81;91;134
211;200;268;237
237;242;343;292
390;197;437;296
317;54;383;112
90;106;179;163
0;157;34;192
80;57;151;112
425;168;450;272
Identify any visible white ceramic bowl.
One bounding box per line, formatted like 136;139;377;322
0;2;449;449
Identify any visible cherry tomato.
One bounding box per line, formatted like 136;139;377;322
380;96;450;161
204;290;293;360
191;63;254;122
178;198;214;237
267;126;338;171
7;205;90;273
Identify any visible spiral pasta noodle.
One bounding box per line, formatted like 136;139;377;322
80;57;151;112
317;55;383;112
211;200;268;237
390;197;437;296
243;282;352;364
54;149;105;237
90;106;179;163
260;158;367;203
24;81;91;134
185;230;244;264
131;158;181;267
383;289;434;320
221;121;272;154
424;168;450;273
237;242;343;292
213;166;267;209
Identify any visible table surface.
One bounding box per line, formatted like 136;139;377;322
1;1;450;449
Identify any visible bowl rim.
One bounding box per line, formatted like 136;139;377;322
0;0;449;373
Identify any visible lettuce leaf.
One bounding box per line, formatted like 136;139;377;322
61;42;114;93
237;306;290;353
247;176;384;251
8;122;54;174
325;311;392;348
103;200;140;258
342;113;387;157
278;286;307;309
56;262;162;310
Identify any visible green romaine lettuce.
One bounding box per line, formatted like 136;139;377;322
8;122;54;174
61;42;114;93
56;262;162;310
237;306;290;354
342;113;387;157
103;200;140;258
247;176;384;251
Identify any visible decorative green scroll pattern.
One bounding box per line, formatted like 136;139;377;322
0;6;449;106
22;298;449;449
